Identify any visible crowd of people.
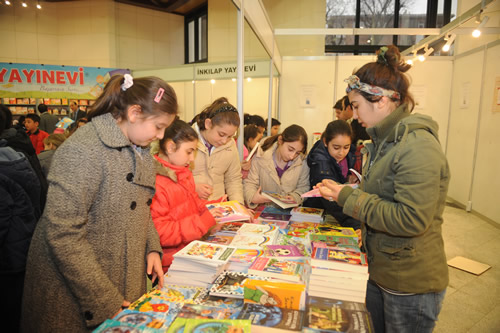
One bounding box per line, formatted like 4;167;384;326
0;45;449;333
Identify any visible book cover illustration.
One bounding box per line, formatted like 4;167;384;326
248;257;306;283
262;206;293;215
257;219;290;230
166;318;187;333
275;233;312;256
153;284;208;304
303;296;374;333
291;207;324;218
198;295;245;309
228;248;263;265
173;241;236;264
177;303;241;320
243;279;306;311
209;271;268;299
119;295;182;329
94;319;162;333
216;221;245;234
237;303;305;331
314;226;358;238
237;223;278;236
262;191;299;209
182;318;252;333
230;234;273;249
259;212;292;222
205;233;235;245
263;245;304;258
311;248;368;273
287;224;317;238
114;309;176;331
309;234;359;248
206;201;251;223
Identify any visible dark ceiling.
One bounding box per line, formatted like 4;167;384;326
45;0;207;16
115;0;207;15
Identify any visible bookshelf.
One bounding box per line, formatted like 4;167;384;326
1;97;95;119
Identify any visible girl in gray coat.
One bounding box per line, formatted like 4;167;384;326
21;74;178;332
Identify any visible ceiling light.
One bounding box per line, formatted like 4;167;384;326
37;2;42;9
442;33;456;52
418;46;434;62
5;1;11;5
22;2;27;7
472;16;489;38
247;77;252;82
406;58;413;65
210;79;215;84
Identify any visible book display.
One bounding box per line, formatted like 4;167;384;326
1;97;94;118
94;204;374;332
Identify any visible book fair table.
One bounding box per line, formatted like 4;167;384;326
93;203;374;333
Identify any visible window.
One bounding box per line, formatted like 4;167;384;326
185;6;208;64
325;0;456;54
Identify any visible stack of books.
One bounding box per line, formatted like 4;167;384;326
166;241;237;288
255;205;292;230
308;231;369;303
290;207;324;223
243;278;307;311
237;303;305;332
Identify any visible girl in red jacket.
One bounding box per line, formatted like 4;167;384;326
150;119;216;272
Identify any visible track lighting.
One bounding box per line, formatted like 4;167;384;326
37;1;42;9
22;2;27;7
5;1;11;5
418;46;434;62
442;33;456;52
472;16;489;38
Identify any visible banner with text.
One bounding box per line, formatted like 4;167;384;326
0;63;129;98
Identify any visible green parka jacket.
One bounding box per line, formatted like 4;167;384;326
338;104;450;293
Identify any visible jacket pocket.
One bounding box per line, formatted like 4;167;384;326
377;237;416;260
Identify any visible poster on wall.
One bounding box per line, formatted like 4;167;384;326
299;85;316;108
493;76;500;113
0;63;129;99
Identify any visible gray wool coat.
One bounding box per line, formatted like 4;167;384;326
21;113;162;332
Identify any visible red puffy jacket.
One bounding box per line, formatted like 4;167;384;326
150;155;216;271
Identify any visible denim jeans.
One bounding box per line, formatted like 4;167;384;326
366;280;446;333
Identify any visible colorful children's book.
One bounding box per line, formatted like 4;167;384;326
173;241;236;267
287;223;317;238
177;303;241;320
257;219;290;230
198;295;245;309
227;248;263;272
311;247;368;274
248;257;306;283
215;221;246;234
153;284;208;304
243;278;307;311
94;318;163;332
274;233;312;256
303;296;374;333
309;233;359;247
123;295;183;329
259;212;292;222
314;225;358;238
237;303;305;332
206;201;251;223
237;223;277;235
182;318;252;333
205;233;235;245
230;234;274;249
291;207;324;222
166;317;187;333
262;191;299;209
209;271;253;299
263;245;304;258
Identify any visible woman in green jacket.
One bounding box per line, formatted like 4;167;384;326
318;45;450;333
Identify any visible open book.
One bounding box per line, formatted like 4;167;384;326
349;168;362;183
245;142;260;161
262;191;298;209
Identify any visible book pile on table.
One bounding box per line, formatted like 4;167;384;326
290;206;324;222
94;204;375;332
164;240;237;288
308;228;369;303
